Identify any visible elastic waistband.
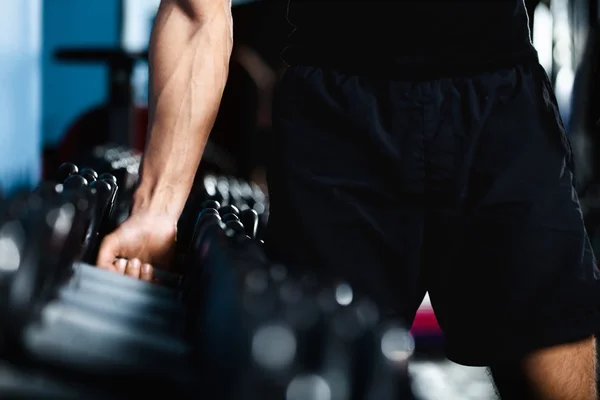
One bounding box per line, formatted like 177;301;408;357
282;45;540;81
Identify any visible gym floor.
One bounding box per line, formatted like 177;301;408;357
410;359;496;399
410;294;497;399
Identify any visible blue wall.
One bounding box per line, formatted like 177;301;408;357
42;0;121;147
0;0;42;192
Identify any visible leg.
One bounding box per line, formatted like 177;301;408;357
490;337;596;399
423;64;600;399
265;65;427;321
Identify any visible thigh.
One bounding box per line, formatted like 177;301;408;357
265;66;426;319
426;64;600;366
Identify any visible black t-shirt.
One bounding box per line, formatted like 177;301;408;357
282;0;538;77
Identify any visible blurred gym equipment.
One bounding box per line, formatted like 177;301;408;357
0;151;418;398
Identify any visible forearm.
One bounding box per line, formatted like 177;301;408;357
134;0;233;218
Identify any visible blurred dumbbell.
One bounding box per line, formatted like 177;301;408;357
57;162;78;182
99;172;117;186
201;200;220;210
221;213;239;224
58;263;184;332
24;298;190;373
239;181;256;208
224;220;245;240
240;209;259;239
178;201;220;256
363;323;415;400
79;168;98;184
216;176;230;205
228;178;246;210
89;179;115;234
219;204;239;217
63;174;88;190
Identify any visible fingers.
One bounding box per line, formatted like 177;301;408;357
141;263;153;282
114;258;127;274
125;258;141;279
115;258;153;282
95;230;154;281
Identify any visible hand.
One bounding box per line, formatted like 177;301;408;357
96;212;178;281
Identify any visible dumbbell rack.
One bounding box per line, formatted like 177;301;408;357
0;148;421;399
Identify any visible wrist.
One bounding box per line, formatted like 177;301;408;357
131;181;189;220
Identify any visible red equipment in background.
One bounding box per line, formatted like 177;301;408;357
51;48;149;171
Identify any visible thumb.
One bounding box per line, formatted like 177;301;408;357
96;233;120;270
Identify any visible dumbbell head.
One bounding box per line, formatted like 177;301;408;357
240;209;259;239
79;168;98;180
63;174;88;190
201;200;220;210
219;204;239;217
100;178;116;192
198;208;220;218
79;173;96;184
221;213;239;224
190;212;223;250
224;219;245;238
98;173;117;185
58;163;78;181
89;179;112;196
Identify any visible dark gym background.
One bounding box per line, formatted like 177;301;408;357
2;0;599;398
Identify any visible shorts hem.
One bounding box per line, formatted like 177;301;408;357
444;313;600;367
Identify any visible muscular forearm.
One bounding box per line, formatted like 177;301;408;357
134;0;233;218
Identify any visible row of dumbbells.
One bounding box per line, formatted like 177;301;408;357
178;174;269;253
90;145;141;191
0;187;198;397
0;189;418;399
0;178;266;398
182;201;420;399
53;162;119;264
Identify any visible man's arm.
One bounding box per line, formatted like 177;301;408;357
133;0;233;218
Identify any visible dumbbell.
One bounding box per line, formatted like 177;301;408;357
227;178;247;210
239;320;297;398
56;270;185;337
57;162;78;182
278;278;323;370
181;212;226;308
97;173;119;226
79;168;98;185
1;201;77;339
89;179;115;231
224;219;246;240
202;175;221;202
314;295;372;399
56;285;184;336
179;205;220;255
216;176;230;205
99;172;117;186
61;268;183;316
363;323;415;400
73;262;179;300
0;218;26;278
185;212;223;266
219;204;239;217
63;174;88;190
221;213;239;224
240;209;259;239
202;199;220;210
23;298;191;373
239;181;256;208
251;182;267;213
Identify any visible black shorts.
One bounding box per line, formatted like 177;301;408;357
264;62;600;366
